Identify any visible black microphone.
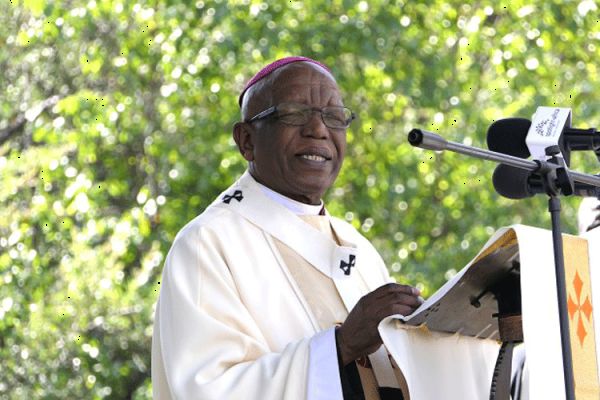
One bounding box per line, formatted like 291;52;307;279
487;117;600;165
486;118;532;158
492;163;600;199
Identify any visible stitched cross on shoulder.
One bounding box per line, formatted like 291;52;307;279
339;254;356;276
222;190;243;204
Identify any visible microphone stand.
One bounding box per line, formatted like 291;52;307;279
548;195;575;400
408;130;600;400
538;145;575;400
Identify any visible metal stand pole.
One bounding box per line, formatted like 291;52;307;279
548;196;575;400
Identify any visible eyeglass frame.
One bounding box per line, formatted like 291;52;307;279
244;102;356;129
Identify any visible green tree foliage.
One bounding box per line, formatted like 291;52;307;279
1;0;599;397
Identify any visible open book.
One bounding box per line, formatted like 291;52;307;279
397;228;520;340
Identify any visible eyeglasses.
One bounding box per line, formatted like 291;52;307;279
246;102;355;129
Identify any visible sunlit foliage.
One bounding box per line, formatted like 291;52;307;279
2;0;599;397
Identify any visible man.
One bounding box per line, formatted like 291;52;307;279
152;56;422;399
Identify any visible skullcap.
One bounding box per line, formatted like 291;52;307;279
238;56;331;106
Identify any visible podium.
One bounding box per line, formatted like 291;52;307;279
379;225;600;400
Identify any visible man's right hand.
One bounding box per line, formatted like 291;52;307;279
335;283;423;366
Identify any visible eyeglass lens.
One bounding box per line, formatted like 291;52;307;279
277;103;353;128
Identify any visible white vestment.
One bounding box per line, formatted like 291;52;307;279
152;171;393;399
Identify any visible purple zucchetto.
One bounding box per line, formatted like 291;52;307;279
238;56;331;107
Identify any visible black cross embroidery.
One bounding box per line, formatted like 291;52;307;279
339;254;356;276
222;190;244;204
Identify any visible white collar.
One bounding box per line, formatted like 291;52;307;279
253;179;324;216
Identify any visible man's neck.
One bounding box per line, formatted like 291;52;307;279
254;180;324;216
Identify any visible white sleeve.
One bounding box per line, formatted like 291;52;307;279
152;225;343;400
307;328;343;399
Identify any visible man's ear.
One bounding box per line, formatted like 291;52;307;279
233;122;255;162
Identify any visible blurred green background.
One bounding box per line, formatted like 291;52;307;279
2;0;600;398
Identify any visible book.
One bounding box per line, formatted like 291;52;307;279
396;228;520;341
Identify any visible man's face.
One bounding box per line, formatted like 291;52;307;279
238;63;347;205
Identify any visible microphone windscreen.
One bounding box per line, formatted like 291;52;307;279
492;164;536;199
486;118;532;158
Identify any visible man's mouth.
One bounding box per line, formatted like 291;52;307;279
297;148;332;162
300;154;327;162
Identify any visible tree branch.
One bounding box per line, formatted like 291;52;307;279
0;95;60;146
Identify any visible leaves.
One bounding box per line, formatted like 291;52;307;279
2;0;599;397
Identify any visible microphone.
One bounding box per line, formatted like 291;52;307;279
487;117;600;165
492;163;600;199
486;118;532;158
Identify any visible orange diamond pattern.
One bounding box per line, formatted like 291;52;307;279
577;317;587;347
569;270;593;347
568;294;578;319
573;271;583;299
581;297;593;321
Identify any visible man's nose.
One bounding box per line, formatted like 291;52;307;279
301;111;329;138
